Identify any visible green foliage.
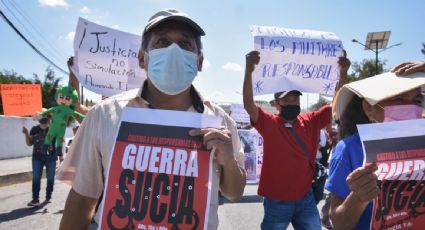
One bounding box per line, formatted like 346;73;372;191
0;67;61;114
32;67;61;109
309;97;327;111
346;59;387;83
0;70;32;84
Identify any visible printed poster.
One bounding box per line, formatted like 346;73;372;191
99;108;222;230
238;128;263;183
358;119;425;230
250;25;344;96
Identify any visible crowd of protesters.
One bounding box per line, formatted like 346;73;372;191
16;7;425;230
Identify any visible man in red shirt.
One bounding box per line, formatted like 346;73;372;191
243;50;349;229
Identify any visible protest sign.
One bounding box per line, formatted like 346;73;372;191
72;17;146;97
99;108;221;230
238;129;263;183
358;119;425;230
250;25;344;96
0;84;42;116
230;103;250;124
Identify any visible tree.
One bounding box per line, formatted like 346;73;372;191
0;70;32;84
309;97;327;111
32;67;61;109
421;42;425;57
0;67;61;114
346;58;386;83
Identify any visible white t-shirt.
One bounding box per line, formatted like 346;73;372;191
57;85;244;230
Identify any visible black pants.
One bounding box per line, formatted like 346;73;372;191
312;175;327;204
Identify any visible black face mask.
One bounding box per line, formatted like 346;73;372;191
280;105;301;121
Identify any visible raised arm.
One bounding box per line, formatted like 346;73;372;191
67;57;89;116
335;50;350;93
243;51;260;123
22;127;33;146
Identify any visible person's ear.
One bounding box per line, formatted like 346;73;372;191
197;53;204;72
362;100;375;120
138;50;146;69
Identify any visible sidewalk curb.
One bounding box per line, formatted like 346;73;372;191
0;170;47;187
0;171;32;187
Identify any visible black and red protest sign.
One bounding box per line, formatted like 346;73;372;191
358;119;425;230
99;108;221;230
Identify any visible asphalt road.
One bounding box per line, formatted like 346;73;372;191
0;180;328;229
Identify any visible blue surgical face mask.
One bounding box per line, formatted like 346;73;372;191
147;43;198;95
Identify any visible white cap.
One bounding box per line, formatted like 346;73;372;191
333;71;425;120
143;9;205;36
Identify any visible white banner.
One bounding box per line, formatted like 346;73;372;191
250;25;344;96
230;103;251;123
73;17;146;97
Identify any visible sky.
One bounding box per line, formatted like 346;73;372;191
1;0;425;109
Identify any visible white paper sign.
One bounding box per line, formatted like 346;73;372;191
230;104;251;123
73;17;146;96
357;119;425;165
357;119;425;229
250;25;344;96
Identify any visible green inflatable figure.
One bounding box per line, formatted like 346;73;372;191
41;86;85;155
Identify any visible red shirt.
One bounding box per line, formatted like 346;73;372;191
253;104;331;200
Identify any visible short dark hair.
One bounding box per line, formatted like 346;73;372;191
141;31;203;54
339;95;371;139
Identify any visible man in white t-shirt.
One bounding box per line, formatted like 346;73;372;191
58;8;246;230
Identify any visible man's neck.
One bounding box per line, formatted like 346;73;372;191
144;82;193;111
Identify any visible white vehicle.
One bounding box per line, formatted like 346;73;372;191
64;137;74;153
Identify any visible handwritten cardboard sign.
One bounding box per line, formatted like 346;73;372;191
73;17;146;97
250;25;344;96
0;84;42;116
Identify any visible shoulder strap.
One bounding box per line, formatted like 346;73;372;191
285;123;314;170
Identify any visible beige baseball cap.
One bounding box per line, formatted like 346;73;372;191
333;71;425;120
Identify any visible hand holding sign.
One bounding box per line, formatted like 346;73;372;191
346;164;379;203
189;127;234;167
22;126;29;135
250;25;344;96
245;51;260;74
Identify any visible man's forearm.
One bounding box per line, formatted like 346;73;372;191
60;189;97;230
335;71;347;93
330;193;369;230
243;70;257;114
219;159;246;202
24;133;33;146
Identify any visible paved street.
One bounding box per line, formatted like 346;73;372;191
0;179;67;229
0;180;327;229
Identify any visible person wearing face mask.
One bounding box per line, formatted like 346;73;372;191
243;50;350;229
326;63;425;230
59;9;246;230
